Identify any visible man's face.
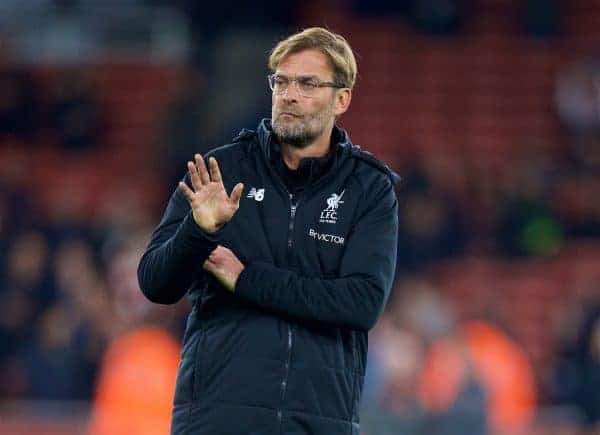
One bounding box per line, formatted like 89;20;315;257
271;49;338;149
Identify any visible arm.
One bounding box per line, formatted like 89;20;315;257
234;179;398;331
138;154;243;304
137;180;219;304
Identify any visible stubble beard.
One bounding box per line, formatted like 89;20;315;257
272;101;334;149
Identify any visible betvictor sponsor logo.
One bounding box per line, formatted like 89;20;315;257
308;228;345;245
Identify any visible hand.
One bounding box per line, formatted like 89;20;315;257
203;246;245;292
179;154;244;234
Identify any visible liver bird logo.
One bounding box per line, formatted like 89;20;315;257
325;190;345;211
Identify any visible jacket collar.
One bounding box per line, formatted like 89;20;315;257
254;118;354;193
256;118;352;161
233;118;400;185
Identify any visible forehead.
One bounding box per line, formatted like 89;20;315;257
276;49;334;79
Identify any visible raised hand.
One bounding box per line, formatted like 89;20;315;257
179;154;244;234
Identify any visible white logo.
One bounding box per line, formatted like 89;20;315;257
319;190;345;224
308;228;345;245
247;187;265;202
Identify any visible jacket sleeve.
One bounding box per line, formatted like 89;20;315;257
234;178;398;331
137;175;222;304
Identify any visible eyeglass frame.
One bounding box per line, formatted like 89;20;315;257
267;73;347;97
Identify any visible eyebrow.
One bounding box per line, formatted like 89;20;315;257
275;73;321;81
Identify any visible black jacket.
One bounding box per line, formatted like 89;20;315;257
138;119;399;435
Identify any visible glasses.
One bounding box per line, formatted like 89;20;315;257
268;73;345;97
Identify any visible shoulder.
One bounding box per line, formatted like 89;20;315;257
177;130;257;194
341;143;400;193
203;129;259;164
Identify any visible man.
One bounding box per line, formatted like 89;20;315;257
138;27;399;435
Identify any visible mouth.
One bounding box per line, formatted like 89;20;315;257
279;111;301;119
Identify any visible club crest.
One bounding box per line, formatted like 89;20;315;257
319;190;345;224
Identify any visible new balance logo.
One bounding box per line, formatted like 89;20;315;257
247;187;265;202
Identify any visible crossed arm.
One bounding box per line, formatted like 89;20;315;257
138;153;398;331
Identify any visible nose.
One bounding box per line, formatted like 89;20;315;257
280;81;300;102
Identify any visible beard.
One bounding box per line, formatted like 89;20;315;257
272;100;334;149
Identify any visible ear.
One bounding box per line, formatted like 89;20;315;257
333;88;352;116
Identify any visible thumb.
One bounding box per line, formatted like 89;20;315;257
229;183;245;207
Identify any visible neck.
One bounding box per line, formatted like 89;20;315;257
280;127;333;170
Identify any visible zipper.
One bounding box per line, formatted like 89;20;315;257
288;194;297;248
278;193;297;430
254;134;346;429
278;327;293;427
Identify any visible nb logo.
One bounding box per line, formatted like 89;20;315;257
247;187;265;202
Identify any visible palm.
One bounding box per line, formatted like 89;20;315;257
179;154;244;233
192;183;237;229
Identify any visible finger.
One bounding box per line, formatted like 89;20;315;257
195;154;210;185
215;245;230;254
188;161;202;191
209;247;223;261
203;258;217;271
209;157;222;184
179;181;195;203
229;183;245;207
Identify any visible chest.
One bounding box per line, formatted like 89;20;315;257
220;172;361;277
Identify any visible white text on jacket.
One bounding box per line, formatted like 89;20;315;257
308;228;345;245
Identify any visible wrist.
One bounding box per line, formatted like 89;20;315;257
192;214;219;234
231;265;245;292
184;212;223;243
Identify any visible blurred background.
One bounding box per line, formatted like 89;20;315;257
0;0;599;434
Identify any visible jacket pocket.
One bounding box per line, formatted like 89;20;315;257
285;365;354;421
173;328;202;405
351;372;364;424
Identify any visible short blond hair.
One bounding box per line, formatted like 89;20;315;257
268;27;357;89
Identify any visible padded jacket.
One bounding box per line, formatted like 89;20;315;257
138;119;399;435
